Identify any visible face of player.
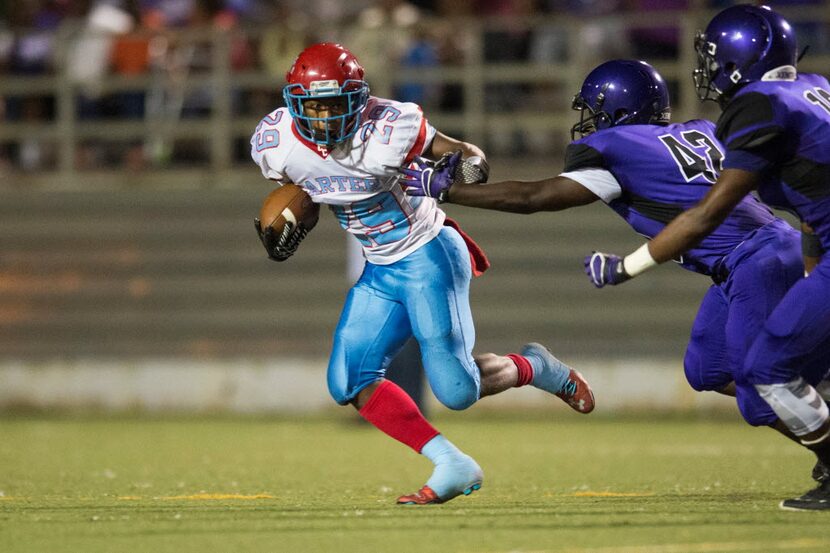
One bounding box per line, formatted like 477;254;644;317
302;97;349;137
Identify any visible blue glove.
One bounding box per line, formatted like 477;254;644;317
584;251;632;288
398;151;462;203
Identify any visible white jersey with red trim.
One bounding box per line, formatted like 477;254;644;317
250;96;441;265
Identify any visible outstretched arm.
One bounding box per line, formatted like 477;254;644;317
586;168;759;287
402;128;602;213
584;169;758;288
449;176;599;214
400;156;601;212
644;168;759;263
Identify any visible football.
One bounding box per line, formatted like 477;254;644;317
259;183;320;236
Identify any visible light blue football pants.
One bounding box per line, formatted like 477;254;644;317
327;226;481;410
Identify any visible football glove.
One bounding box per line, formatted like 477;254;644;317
584;251;632;288
398;151;462;203
254;218;308;262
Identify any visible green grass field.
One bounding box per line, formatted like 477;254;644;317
1;412;828;553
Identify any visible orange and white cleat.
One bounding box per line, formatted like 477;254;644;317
397;485;442;505
396;482;482;505
521;342;595;414
556;368;595;414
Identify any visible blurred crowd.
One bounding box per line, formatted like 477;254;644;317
0;0;828;172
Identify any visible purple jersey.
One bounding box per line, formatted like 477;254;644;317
716;73;830;391
564;120;776;276
717;73;830;249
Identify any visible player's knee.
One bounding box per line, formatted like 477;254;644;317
740;407;777;427
326;362;359;405
326;379;353;406
734;382;777;426
684;369;708;392
419;341;480;410
434;386;477;410
755;379;830;436
436;394;478;411
683;355;722;392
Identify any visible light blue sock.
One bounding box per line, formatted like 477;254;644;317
421;434;463;464
420;434;483;499
521;343;570;394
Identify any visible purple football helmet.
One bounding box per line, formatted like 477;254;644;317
571;60;671;140
694;4;798;103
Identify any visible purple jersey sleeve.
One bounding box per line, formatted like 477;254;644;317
563;143;608;172
716;92;784;173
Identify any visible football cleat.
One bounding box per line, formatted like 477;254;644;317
556;368;596;414
812;459;830;483
397;454;483;505
521;343;595;414
397;485;441;505
397;482;482;505
780;479;830;511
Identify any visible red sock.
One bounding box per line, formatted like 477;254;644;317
507;354;534;387
358;380;439;453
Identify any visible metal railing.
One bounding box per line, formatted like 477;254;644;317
0;6;828;187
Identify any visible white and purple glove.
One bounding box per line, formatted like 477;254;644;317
584;251;632;288
398;151;462;203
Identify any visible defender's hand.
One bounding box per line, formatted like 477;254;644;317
398;151;462;203
584;251;632;288
254;218;308;262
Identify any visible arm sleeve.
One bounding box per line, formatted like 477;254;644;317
558;168;622;203
717;92;784;173
253;152;287;182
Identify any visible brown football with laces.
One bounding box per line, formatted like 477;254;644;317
259;183;320;236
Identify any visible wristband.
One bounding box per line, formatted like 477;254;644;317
622;243;658;277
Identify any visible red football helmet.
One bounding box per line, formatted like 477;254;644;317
283;43;370;146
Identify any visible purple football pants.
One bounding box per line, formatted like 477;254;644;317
744;254;830;392
684;220;806;426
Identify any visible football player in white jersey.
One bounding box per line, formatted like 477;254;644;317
251;42;595;505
